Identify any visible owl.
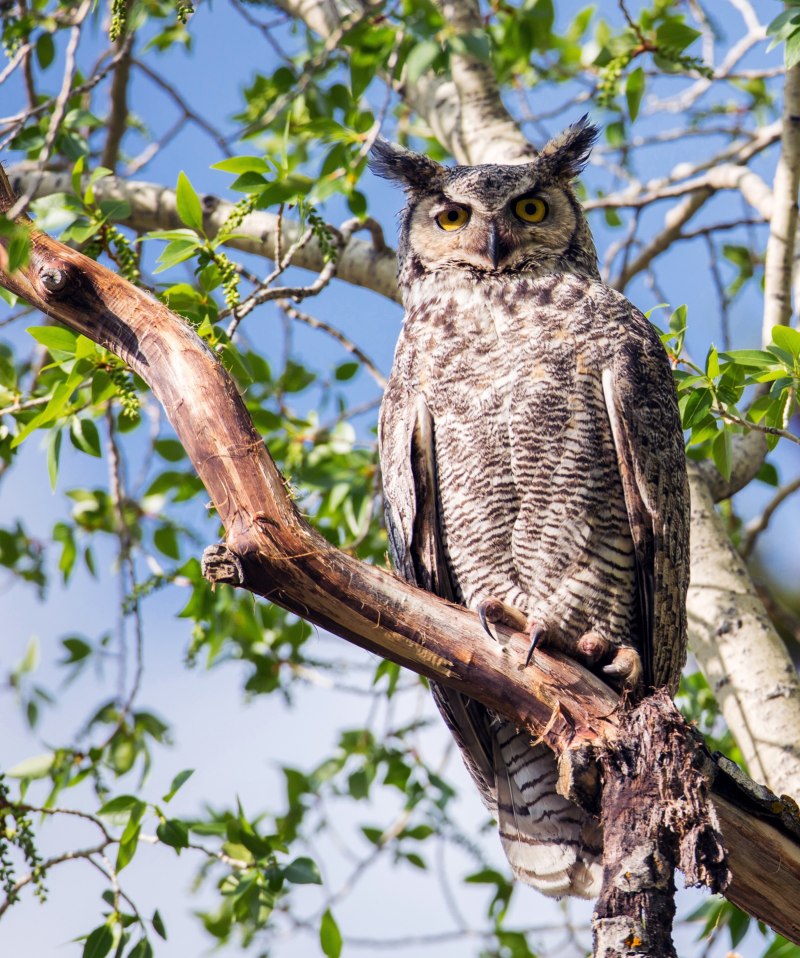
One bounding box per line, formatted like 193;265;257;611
371;117;689;899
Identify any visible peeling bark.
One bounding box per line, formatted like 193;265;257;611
593;693;729;958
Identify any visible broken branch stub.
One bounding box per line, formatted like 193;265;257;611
593;692;730;958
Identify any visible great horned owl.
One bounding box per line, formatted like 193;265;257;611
371;117;689;899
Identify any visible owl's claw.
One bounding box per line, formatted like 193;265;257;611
477;597;528;642
602;646;643;690
524;624;546;667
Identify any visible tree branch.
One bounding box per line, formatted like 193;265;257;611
763;65;800;339
6;166;400;302
687;467;800;799
433;0;535;164
100;31;135;172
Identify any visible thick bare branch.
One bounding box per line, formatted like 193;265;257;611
687;468;800;799
432;0;535;164
763;65;800;338
7;166;400;302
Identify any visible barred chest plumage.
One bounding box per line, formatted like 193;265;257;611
394;268;640;657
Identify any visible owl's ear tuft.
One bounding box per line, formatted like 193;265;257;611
369;138;445;192
539;115;599;181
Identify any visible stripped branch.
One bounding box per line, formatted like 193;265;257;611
763;65;800;339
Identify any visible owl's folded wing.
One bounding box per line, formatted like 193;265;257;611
378;384;497;802
600;316;690;694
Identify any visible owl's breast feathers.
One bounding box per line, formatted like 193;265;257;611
382;270;688;691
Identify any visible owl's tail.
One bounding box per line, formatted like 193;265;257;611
492;720;602;898
430;682;602;898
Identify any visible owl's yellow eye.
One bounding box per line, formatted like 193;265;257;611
514;196;548;224
435;207;470;231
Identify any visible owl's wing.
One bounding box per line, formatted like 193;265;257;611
379;384;497;805
601;322;690;693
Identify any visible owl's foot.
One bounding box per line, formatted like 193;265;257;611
477;597;529;641
602;646;643;690
576;630;610;666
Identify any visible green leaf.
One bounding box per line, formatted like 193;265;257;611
767;9;800;43
680;387;712;428
154;525;180;559
712;428;732;481
8;752;55;779
405;40;441;85
36;32;55;69
655;20;701;53
771;325;800;359
163;768;194;803
625;66;644;121
284;856;322;885
705;346;719;379
334;361;359;381
70;417;102;458
92;369;116;405
152;911;167;940
83;924;114;958
175;171;204;232
154;439;186;462
28;325;79;355
60;635;91;663
720;349;778;369
47;427;62;490
320;909;342;958
157;818;190;849
7;225;30;273
127;940;154;958
154;238;200;273
116;820;141;873
211;156;271;175
98;795;143;816
228;171;268;194
402;824;434;840
787;30;800;70
755;461;779;486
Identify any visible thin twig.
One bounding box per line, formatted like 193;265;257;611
6;0;93;219
132;57;232;158
278;300;387;388
741;476;800;558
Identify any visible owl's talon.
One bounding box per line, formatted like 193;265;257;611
477;597;528;641
524;624;546;667
602;647;643;689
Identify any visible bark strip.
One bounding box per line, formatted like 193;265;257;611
593;693;730;957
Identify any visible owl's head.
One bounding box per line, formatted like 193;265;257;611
369;116;599;280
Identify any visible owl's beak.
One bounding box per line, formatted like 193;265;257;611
485;222;507;270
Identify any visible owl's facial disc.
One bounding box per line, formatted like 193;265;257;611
408;184;580;274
